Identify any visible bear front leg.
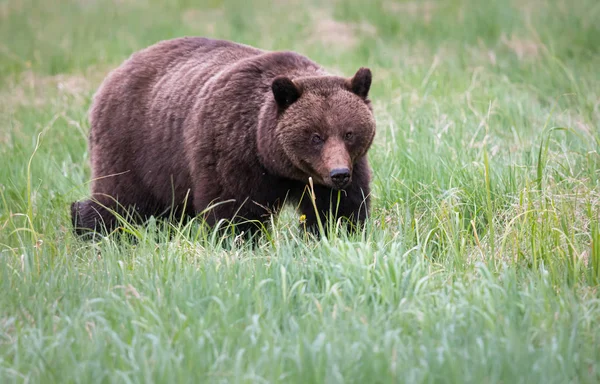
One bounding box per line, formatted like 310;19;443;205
193;191;270;241
300;170;371;237
300;185;370;236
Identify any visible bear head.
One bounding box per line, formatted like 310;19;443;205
262;68;375;190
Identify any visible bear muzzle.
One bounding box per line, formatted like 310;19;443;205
329;167;352;190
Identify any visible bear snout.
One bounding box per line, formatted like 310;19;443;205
329;167;351;190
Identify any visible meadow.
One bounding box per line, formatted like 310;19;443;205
1;0;599;382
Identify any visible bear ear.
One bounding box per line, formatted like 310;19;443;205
349;67;372;99
272;76;301;108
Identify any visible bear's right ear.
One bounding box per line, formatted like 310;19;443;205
272;76;301;108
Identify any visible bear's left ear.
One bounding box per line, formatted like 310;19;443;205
272;76;302;109
349;67;372;99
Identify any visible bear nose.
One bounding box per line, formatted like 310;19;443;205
330;168;351;188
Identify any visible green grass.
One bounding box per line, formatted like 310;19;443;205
1;0;600;382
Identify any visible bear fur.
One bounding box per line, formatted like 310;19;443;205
71;37;376;238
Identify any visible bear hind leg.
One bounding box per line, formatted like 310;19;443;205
70;197;123;239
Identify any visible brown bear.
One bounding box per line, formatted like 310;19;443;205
71;37;376;238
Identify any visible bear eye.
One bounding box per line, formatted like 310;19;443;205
311;133;324;145
344;132;353;141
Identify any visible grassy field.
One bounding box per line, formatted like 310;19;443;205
1;0;600;382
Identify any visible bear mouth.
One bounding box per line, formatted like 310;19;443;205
307;173;351;190
330;178;351;190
